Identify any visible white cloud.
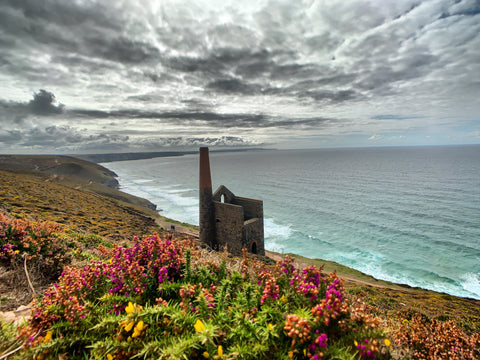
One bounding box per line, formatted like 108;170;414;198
0;0;478;152
368;134;383;141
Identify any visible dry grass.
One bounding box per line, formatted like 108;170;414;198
0;168;164;311
0;170;160;241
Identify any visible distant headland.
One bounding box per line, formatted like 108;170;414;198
75;148;270;163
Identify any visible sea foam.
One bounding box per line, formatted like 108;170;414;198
460;273;480;299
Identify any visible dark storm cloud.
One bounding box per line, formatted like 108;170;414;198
0;0;158;89
70;109;271;126
160;45;358;102
206;78;262;95
0;0;121;49
0;90;63;120
70;107;333;129
29;89;64;115
1;88;333;132
302;90;359;103
2;0;120;30
161;48;288;84
86;36;160;64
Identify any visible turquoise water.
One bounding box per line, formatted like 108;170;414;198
101;145;480;299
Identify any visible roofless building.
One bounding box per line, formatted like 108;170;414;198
199;147;265;256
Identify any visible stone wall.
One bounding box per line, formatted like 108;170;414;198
213;185;235;203
213;201;243;254
243;217;265;256
234;197;263;220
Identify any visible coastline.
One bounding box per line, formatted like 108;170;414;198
97;154;479;300
74;147;270;163
1;154;479;332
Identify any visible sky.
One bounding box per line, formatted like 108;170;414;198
0;0;479;154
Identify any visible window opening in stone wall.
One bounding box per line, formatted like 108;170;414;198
221;194;225;203
251;241;257;254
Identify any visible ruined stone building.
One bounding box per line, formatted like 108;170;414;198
199;147;265;256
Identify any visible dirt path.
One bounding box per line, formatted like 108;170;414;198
156;219;199;239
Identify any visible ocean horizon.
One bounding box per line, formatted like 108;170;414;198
101;144;480;300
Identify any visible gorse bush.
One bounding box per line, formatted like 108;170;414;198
19;234;392;360
0;211;72;278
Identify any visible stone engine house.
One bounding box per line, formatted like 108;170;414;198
199;147;265;256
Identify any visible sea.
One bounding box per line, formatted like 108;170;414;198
100;145;480;300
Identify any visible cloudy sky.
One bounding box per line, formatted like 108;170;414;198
0;0;479;153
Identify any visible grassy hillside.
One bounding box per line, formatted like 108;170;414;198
0;170;159;242
0;155;119;187
0;155;158;210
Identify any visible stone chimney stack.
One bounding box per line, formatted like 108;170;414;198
199;147;216;249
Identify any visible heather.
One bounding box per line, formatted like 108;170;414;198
0;211;72;278
10;232;390;359
1;215;477;360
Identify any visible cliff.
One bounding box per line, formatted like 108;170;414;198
0;155;157;211
0;157;479;359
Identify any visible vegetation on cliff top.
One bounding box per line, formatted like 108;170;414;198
0;165;479;359
0;210;479;359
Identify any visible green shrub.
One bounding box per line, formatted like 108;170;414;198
18;235;391;360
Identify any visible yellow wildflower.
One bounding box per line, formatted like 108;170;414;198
354;340;358;346
125;302;135;314
203;351;210;358
132;320;145;338
107;354;114;360
288;350;293;358
43;330;53;343
267;323;274;330
124;320;135;332
14;250;20;254
108;257;113;263
194;319;206;332
218;345;223;357
280;295;287;303
384;338;391;347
